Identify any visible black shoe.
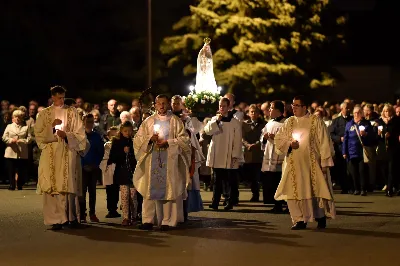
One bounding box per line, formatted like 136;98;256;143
68;220;85;229
17;186;22;190
140;223;153;231
340;190;348;194
291;221;307;230
224;203;233;211
266;207;284;214
8;186;15;191
209;204;218;210
105;211;121;218
160;225;169;231
316;217;327;229
250;196;259;202
50;224;63;231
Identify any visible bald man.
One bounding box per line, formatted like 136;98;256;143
102;99;121;131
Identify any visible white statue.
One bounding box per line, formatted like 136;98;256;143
194;38;219;94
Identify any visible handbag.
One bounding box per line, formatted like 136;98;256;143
354;125;370;163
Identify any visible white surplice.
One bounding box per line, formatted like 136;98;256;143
133;113;191;227
274;113;336;224
34;105;87;225
260;118;286;172
204;116;242;169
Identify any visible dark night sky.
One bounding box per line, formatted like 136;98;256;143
0;0;396;105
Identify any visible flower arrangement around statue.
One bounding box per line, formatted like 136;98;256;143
183;37;222;116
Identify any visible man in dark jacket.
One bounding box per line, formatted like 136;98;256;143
102;99;121;132
330;102;352;193
80;114;105;223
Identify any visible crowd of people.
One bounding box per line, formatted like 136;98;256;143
1;86;400;231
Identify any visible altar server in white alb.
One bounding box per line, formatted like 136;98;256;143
34;86;87;230
205;97;242;211
133;94;191;231
274;95;336;230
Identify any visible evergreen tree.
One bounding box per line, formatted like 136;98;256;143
160;0;345;99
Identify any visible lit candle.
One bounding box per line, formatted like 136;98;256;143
359;125;365;132
55;122;63;131
378;126;383;131
292;133;301;142
153;124;160;134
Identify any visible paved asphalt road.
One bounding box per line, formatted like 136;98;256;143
0;186;399;266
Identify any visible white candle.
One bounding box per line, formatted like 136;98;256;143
378;126;383;131
153;124;160;134
359;125;365;132
292;133;301;142
55;122;63;131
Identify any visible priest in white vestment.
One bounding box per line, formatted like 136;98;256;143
205;97;242;210
274;96;336;230
133;95;191;231
34;86;87;230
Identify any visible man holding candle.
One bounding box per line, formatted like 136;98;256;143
34;86;87;230
133;94;191;231
274;95;336;230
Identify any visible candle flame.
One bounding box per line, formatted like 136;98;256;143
153;124;160;133
292;133;301;141
55;123;63;131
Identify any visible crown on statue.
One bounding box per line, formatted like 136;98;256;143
204;37;211;45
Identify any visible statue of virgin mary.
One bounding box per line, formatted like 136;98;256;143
194;38;219;94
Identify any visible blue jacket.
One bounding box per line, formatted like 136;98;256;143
343;119;375;160
82;130;105;167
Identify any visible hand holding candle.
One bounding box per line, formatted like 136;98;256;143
292;132;301;142
291;132;300;150
52;119;63;129
378;125;383;135
153;124;160;134
359;125;366;136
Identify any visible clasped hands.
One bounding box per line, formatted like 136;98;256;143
263;132;275;141
150;134;168;148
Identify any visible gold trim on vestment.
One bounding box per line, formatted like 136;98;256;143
309;115;317;198
62;107;73;192
287;117;298;200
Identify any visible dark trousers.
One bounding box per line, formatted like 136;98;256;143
349;158;366;191
106;184;120;213
377;160;389;187
200;174;212;187
387;151;400;192
243;163;261;197
79;167;100;217
334;155;351;191
136;191;143;218
0;144;6;183
260;171;284;207
183;199;188;221
5;158;28;188
212;168;238;206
